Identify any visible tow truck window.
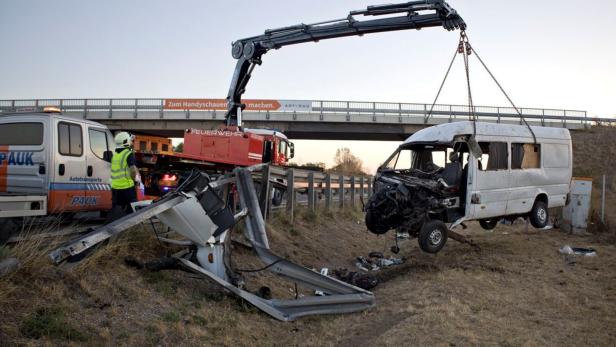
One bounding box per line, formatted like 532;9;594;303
478;142;508;171
511;143;540;169
58;122;83;156
0;122;43;145
89;129;109;160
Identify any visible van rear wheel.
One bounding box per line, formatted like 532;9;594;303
529;200;549;228
479;219;498;230
418;220;448;254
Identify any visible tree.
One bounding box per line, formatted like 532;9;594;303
174;142;184;153
329;147;366;175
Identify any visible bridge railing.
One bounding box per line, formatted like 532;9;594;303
1;98;612;126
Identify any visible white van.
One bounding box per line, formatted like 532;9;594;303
365;121;572;253
0;110;114;241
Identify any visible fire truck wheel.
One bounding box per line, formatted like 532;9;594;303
272;188;284;206
0;218;20;245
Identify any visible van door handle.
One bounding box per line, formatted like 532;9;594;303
38;164;46;175
87;165;93;177
59;164;65;176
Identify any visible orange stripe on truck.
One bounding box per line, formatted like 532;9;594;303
0;145;7;192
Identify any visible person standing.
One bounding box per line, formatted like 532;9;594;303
109;132;139;220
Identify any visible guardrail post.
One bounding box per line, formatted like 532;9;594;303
541;109;545;126
563;110;567;128
339;175;345;209
308;172;315;211
325;174;332;210
108;99;113;118
359;176;365;203
286;169;295;222
319;101;323;121
346;101;350;121
259;165;271;221
584;111;588;128
133;99;138;118
497;107;501;123
423;104;427;124
398;103;402;123
350;176;356;207
160;100;164;119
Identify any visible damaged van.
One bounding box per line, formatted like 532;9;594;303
365;121;572;253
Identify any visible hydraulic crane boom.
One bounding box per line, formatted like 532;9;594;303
224;0;466;125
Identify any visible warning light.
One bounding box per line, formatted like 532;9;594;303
43;106;61;113
162;174;177;181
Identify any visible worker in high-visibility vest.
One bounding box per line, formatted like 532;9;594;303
110;132;139;219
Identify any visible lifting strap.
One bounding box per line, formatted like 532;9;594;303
426;31;537;144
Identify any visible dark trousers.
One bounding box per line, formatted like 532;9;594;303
108;187;138;223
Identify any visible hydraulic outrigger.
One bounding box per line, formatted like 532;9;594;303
50;1;465;321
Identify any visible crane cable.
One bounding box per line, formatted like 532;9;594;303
426;31;537;144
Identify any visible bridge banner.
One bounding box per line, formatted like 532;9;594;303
163;98;312;112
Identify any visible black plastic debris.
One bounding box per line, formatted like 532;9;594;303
332;269;378;290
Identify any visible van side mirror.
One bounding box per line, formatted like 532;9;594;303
289;143;295;159
103;150;113;163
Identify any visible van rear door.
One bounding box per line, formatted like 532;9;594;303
49;119;87;212
0;119;48;195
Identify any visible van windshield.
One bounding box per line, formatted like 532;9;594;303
0;122;44;145
380;144;450;172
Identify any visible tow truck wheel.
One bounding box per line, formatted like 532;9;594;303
418;220;448;254
0;218;20;245
479;219;498;230
529;200;549;228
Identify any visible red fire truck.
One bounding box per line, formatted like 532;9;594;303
133;126;294;200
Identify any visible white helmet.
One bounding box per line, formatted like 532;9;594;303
114;132;133;149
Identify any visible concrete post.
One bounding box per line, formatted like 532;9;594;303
286;169;295;222
308;172;315;211
350;176;356;207
325;174;332;210
339;175;345;209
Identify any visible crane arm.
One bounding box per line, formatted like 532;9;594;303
224;0;466;125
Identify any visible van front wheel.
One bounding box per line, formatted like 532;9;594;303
418;220;448;254
529;200;549;228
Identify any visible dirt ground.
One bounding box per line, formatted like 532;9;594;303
1;207;615;347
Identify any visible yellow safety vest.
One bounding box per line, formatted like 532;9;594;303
110;148;135;190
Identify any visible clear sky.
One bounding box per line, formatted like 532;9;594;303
1;0;615;173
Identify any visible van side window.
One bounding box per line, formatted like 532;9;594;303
89;129;109;160
0;122;44;145
58;122;83;156
511;143;540;169
139;141;147;151
478;142;508;171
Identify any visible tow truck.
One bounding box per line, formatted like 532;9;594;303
50;1;466;321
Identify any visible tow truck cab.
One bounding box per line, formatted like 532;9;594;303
0;111;114;220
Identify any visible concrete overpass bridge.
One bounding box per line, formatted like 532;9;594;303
1;98;608;140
